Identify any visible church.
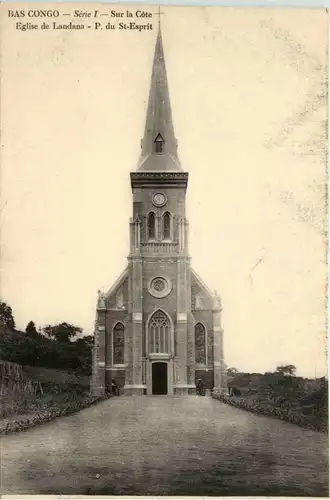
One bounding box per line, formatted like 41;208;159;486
91;23;227;397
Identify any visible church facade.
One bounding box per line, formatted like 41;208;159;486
91;25;227;397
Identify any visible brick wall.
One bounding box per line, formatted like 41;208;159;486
142;260;178;317
106;278;129;309
105;310;129;366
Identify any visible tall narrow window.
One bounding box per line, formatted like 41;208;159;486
195;322;206;364
116;291;124;308
155;141;163;153
195;293;203;309
178;218;184;250
148;212;156;240
154;133;164;153
113;322;125;365
163;212;171;239
149;310;170;354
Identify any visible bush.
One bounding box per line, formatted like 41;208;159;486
213;393;328;433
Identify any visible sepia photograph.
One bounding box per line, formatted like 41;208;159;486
0;3;328;496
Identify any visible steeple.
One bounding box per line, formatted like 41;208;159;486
137;20;182;172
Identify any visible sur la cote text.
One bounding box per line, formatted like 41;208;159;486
8;9;153;19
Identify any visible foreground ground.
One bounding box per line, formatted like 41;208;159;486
2;395;328;496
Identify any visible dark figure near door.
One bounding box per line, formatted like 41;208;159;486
111;379;119;396
196;378;205;396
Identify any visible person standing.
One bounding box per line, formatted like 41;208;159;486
111;379;118;396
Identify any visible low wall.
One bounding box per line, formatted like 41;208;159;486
213;393;328;434
0;394;111;436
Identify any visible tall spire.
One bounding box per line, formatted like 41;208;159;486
137;18;182;172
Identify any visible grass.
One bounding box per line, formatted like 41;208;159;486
0;390;89;420
227;373;328;433
0;364;91;422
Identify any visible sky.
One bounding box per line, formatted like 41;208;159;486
1;4;328;377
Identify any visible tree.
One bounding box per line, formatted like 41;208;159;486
73;335;94;374
227;367;239;377
42;322;82;343
0;301;16;330
75;335;94;350
0;312;92;374
275;364;297;377
25;321;38;338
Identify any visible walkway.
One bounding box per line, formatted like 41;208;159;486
2;396;328;495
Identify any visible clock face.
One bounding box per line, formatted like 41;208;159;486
153;192;166;207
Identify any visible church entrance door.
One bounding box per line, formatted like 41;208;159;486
152;362;168;395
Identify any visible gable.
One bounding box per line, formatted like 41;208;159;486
191;268;214;310
105;267;129;309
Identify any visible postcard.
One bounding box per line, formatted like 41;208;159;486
0;3;328;496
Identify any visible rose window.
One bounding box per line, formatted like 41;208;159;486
148;276;172;298
153;278;166;292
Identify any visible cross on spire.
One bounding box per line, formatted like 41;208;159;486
155;5;164;29
136;5;182;172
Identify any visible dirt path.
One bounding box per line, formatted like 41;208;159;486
2;395;328;495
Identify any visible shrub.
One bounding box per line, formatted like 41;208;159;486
213;393;328;433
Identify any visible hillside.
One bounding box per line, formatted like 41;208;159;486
0;360;91;420
225;372;328;432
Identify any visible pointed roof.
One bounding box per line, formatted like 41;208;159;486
136;22;183;173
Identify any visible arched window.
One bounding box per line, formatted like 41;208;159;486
116;291;124;308
148;212;156;240
149;310;170;354
113;323;125;365
195;322;206;364
195;293;203;309
154;133;164;153
163;212;171;239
